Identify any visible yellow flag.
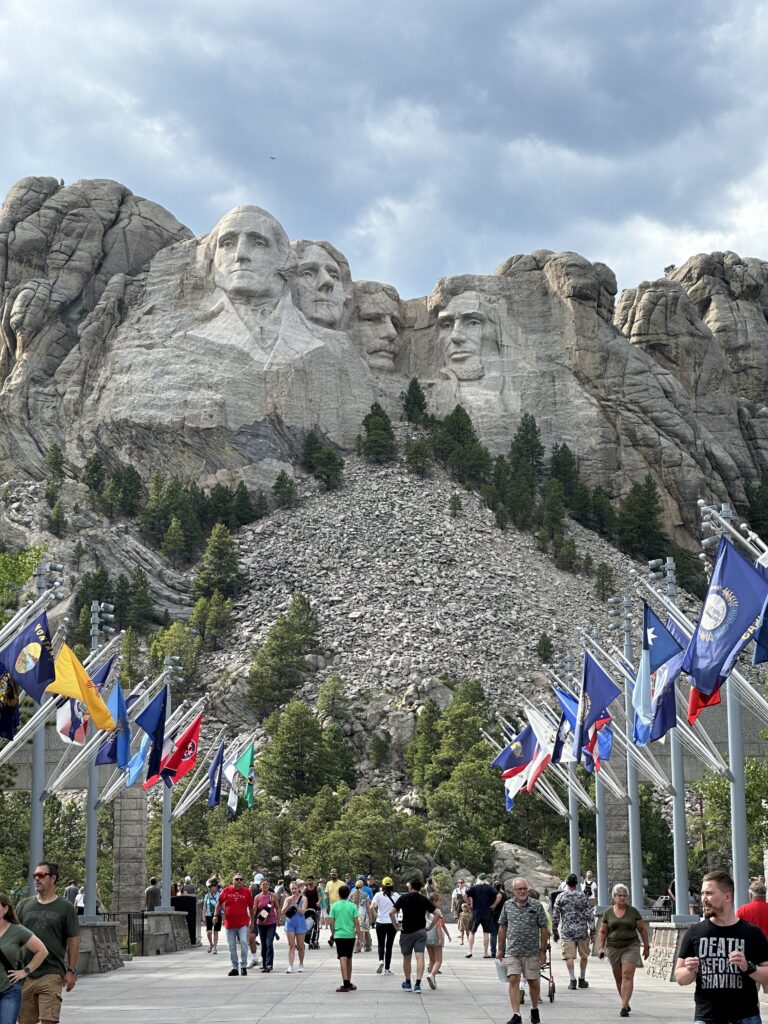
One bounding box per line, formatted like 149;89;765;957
47;644;116;732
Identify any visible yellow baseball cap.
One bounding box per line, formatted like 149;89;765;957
382;876;393;886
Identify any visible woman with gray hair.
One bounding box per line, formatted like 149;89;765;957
597;884;650;1017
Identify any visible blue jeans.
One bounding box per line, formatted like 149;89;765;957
226;925;249;969
695;1018;762;1024
258;923;277;968
0;984;22;1024
490;918;500;957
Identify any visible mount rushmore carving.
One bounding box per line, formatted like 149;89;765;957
2;175;768;540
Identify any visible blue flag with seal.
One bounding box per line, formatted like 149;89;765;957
207;742;225;808
95;687;135;769
490;723;536;776
0;614;56;703
125;733;152;788
682;538;768;695
554;687;579;730
572;652;622;762
752;594;768;666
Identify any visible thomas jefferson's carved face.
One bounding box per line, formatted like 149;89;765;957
212;209;287;303
295;244;345;327
437;292;486;381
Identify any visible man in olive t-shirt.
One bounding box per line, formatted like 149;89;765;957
16;861;80;1024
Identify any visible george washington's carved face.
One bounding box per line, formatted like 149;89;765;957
211;208;290;304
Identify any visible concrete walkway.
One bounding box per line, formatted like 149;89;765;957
64;933;697;1024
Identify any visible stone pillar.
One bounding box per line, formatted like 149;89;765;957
604;786;631;892
112;786;148;913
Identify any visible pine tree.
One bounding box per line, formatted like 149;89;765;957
321;723;357;788
192;522;243;599
128;566;155;633
208;483;235;528
301;429;323;473
100;477;120;520
272;470;299;509
317;673;347;721
495;506;508;531
595;562;616;601
44;444;65;484
536;632;554;662
72;540;86;571
253;490;269;520
48;502;66;537
258;702;326;799
313;446;344;490
162;516;187;567
590;486;617;536
247;594;319;715
400;378;428;425
204;590;233;649
549;443;579;502
83;453;106;498
509;414;545;482
232;481;256;526
583;553;594;577
139;472;167;544
617;474;667;558
188;596;210;640
449;494;462;517
114;464;143;516
433;406;491;486
120;626;144;688
149;621;202;692
539;479;566;539
405;437;432;477
553;535;579;572
361;403;397;463
113;574;132;631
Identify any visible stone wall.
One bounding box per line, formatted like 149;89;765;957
76;922;124;974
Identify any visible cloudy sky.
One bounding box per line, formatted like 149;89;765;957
1;0;766;299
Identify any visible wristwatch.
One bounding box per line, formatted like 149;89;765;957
66;968;77;976
23;966;31;976
745;960;758;975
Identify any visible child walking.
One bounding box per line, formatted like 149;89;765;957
425;892;452;988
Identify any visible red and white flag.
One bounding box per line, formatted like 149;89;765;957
160;713;203;785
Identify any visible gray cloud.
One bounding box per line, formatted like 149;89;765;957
1;0;767;298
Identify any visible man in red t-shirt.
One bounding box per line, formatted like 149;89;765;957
737;882;768;940
215;873;255;976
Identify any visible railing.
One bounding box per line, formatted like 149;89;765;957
97;912;146;955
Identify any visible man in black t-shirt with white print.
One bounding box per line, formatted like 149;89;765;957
676;870;768;1024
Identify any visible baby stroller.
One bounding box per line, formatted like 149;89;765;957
304;908;320;950
540;941;556;1003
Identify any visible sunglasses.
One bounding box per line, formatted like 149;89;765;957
33;872;51;879
234;877;243;882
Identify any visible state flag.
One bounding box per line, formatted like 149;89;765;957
46;644;115;731
160;713;203;785
0;614;56;702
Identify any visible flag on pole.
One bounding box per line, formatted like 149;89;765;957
46;644;115;731
223;752;239;815
682;538;768;694
634;604;684;745
0;614;56;702
89;656;116;692
504;770;528;810
524;708;557;791
235;743;255;808
572;652;622;761
95;687;134;769
688;682;722;725
134;685;168;781
554;688;579;730
207;742;225;808
752;594;768;665
160;713;203;785
0;675;20;740
649;617;687;741
56;697;88;745
125;733;152;787
551;711;573;765
491;724;536;777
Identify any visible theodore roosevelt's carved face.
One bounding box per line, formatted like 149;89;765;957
352;283;403;372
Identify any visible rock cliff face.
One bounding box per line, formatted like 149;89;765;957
2;176;768;538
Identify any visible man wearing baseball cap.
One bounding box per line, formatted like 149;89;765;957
371;877;400;974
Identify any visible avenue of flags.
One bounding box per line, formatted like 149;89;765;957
489;534;768;814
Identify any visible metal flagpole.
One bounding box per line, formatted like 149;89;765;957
608;596;644;909
564;654;581;879
159;656;184;911
28;561;64;888
83;600;115;920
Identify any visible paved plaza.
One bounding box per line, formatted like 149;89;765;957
63;934;699;1024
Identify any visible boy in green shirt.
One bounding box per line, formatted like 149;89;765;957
329;885;362;992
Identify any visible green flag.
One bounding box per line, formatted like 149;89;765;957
235;742;255;808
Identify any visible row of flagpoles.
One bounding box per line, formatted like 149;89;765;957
0;572;266;908
486;501;768;911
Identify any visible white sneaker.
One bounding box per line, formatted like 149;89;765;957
377;961;384;974
248;959;258;968
384;969;393;974
286;966;293;974
297;964;304;973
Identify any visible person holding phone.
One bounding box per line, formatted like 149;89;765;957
253;878;281;973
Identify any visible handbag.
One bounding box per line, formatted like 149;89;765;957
285;906;297;919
